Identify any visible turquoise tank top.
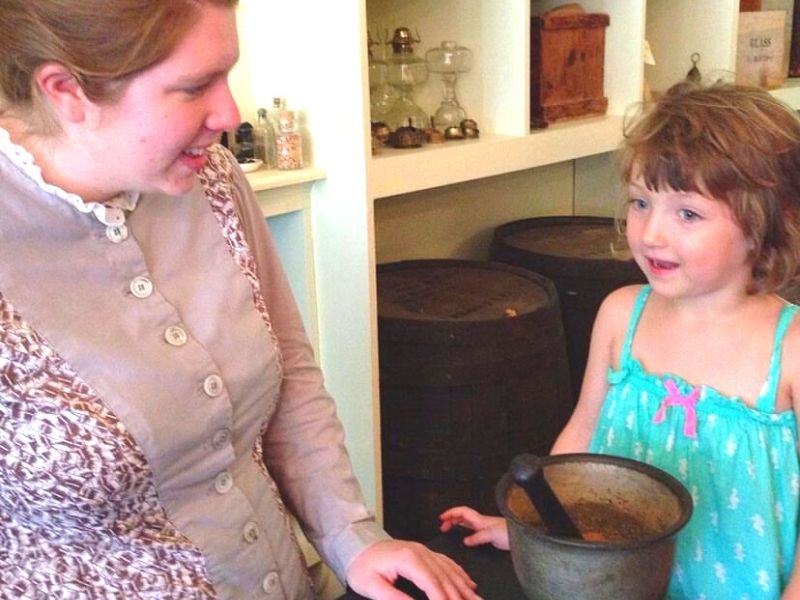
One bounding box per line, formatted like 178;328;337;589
589;286;800;599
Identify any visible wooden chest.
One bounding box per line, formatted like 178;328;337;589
530;8;610;128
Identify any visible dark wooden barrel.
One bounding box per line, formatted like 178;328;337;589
377;259;572;542
490;216;646;402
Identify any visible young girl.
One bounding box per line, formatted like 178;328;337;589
441;81;800;599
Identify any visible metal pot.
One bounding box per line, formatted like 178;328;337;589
496;453;692;600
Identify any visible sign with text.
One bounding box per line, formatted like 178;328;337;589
736;10;787;88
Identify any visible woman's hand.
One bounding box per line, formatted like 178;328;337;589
346;538;482;600
439;506;510;551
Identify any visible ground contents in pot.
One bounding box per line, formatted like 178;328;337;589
523;501;658;542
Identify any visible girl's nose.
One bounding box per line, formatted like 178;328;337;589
640;213;665;247
207;83;241;134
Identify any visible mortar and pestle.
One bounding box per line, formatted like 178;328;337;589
496;453;692;600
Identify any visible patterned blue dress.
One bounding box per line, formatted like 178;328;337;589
589;286;800;599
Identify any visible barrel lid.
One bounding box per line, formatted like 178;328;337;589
377;259;552;322
503;222;632;262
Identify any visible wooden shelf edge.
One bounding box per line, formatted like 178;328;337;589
368;115;626;199
245;166;326;192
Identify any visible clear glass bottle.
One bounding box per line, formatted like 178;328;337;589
268;97;287;133
275;110;303;170
254;107;274;167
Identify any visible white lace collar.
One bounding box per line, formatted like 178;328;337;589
0;127;139;227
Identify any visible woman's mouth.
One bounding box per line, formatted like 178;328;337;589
179;146;208;171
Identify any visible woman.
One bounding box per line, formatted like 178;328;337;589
0;1;479;598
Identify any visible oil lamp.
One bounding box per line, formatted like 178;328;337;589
425;40;473;130
384;27;429;130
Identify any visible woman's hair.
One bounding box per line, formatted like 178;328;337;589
621;80;800;293
0;0;238;130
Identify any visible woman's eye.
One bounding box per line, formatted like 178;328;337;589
183;82;210;96
678;208;701;221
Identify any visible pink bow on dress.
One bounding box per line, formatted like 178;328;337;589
652;379;700;438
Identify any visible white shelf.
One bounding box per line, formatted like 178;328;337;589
369;115;625;198
245;166;326;193
245;167;326;218
770;79;800;109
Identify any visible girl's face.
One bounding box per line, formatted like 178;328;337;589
625;178;754;301
79;3;241;200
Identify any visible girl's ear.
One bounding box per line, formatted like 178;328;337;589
33;62;97;125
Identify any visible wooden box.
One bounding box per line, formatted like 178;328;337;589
530;8;610;128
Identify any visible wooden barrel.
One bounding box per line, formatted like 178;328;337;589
490;216;646;402
377;259;572;542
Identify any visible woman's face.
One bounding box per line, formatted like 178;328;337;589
81;3;241;200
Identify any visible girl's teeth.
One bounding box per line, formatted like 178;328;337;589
185;148;203;156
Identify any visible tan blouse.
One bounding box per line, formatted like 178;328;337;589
0;140;387;599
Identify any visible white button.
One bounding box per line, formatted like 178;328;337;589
203;374;224;397
214;471;233;494
212;428;231;449
130;276;153;299
262;572;279;594
164;325;188;347
106;224;128;243
243;521;260;544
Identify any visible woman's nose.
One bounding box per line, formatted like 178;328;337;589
207;83;241;133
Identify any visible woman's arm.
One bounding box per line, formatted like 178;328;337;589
228;153;480;599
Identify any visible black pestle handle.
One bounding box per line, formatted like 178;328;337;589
510;454;584;540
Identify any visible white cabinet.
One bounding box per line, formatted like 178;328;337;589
247;168;326;351
234;0;800;514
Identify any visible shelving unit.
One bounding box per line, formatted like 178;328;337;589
234;0;800;515
246;167;326;352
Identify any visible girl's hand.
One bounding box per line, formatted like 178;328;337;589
439;506;510;551
346;539;482;600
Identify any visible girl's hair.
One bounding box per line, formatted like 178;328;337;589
0;0;238;131
620;81;800;293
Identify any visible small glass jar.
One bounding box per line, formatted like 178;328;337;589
275;110;303;170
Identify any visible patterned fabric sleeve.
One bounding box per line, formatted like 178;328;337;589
207;145;390;582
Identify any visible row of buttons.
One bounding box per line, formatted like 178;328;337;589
129;276;225;399
213;471;280;595
125;263;281;594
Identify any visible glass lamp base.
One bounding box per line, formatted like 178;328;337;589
433;101;467;130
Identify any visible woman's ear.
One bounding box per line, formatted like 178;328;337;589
33;62;97;125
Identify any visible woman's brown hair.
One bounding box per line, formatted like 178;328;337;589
620;81;800;293
0;0;237;128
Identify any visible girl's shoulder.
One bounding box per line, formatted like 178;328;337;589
591;284;647;355
596;285;646;330
779;301;800;398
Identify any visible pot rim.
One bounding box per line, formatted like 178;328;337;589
495;452;694;550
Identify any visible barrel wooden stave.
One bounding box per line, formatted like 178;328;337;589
378;259;572;541
491;216;647;402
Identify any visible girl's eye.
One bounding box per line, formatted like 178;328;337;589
678;208;701;222
629;198;648;210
